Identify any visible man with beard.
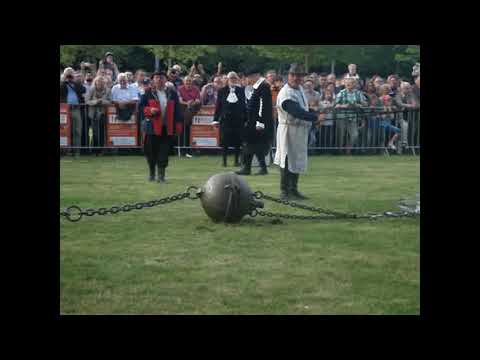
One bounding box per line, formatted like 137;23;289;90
236;67;274;176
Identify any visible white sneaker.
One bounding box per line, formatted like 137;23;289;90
186;153;193;158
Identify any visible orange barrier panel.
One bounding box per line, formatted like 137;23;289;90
60;103;72;147
106;106;138;147
190;106;219;148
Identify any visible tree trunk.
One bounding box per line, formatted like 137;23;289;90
331;59;335;74
305;54;309;74
155;55;160;71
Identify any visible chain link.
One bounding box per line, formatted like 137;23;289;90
60;186;200;222
251;192;419;221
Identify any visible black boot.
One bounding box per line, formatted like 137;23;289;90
222;151;227;167
235;153;252;175
289;173;308;200
157;167;166;183
280;167;289;200
148;162;156;182
234;149;241;167
254;155;268;175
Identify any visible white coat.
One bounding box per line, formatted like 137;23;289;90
274;84;311;174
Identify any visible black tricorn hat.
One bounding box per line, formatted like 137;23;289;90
288;63;306;75
105;52;114;58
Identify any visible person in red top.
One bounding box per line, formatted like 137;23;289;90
139;71;183;182
177;76;201;156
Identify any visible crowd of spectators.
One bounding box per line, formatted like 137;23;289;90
60;51;420;156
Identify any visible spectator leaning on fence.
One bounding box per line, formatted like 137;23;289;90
394;81;419;152
130;69;147;97
303;78;322;148
372;76;384;94
344;64;362;89
387;74;400;97
327;73;342;95
316;73;328;96
318;89;336;151
60;68;86;156
111;73;139;121
98;52;119;82
125;71;134;84
178;76;201;156
335;77;367;155
83;72;94;93
167;68;183;89
85;76;112;153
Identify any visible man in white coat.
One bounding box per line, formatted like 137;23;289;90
274;63;324;200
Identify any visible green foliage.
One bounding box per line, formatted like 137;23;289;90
394;45;420;64
60;45;420;79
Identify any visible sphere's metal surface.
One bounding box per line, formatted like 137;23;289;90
199;172;263;223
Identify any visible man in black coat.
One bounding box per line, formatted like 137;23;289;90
236;67;274;175
213;71;246;167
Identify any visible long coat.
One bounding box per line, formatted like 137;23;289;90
213;85;246;147
243;79;273;153
139;88;183;137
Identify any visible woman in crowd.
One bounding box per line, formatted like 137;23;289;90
378;84;401;151
213;71;246;167
85;76;112;155
98;52;120;82
318;89;336;153
373;76;385;95
303;78;322;150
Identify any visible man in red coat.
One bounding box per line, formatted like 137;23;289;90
139;72;183;182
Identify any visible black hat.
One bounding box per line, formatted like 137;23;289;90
244;66;261;76
151;71;167;79
142;78;151;85
288;63;306;75
105;52;114;58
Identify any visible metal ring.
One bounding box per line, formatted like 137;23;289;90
249;209;258;217
253;191;263;199
97;208;108;215
65;205;83;222
186;186;200;200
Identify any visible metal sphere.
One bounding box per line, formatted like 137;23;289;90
199;172;263;223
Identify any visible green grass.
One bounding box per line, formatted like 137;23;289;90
60;154;420;314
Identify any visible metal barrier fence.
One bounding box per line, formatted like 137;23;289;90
60;103;420;156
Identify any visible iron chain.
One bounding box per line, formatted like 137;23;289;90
60;186;200;222
251;191;419;221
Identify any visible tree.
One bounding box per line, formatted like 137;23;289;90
253;45;331;73
142;45;218;71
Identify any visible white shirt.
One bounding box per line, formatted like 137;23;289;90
156;89;167;117
111;84;139;102
130;82;145;97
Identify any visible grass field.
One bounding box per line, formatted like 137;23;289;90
60;154;420;315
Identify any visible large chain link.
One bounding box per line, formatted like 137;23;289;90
250;191;419;221
60;186;200;222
